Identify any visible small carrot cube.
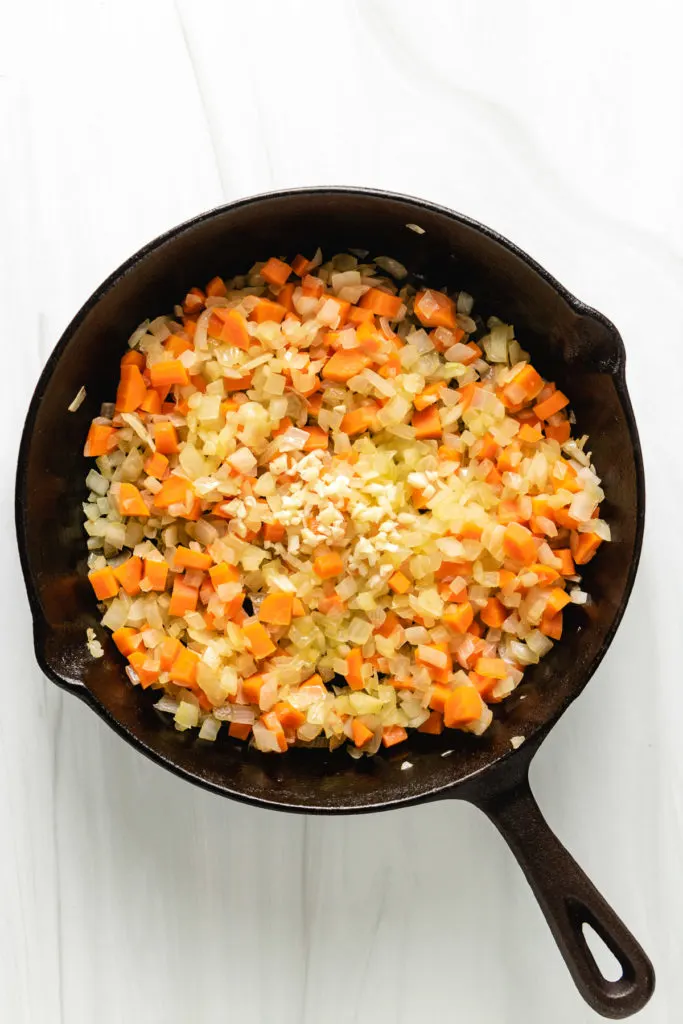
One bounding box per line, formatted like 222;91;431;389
418;710;444;735
112;627;139;657
142;558;168;591
444;686;484;728
88;566;118;600
229;722;252;741
117;483;150;517
480;597;506;629
313;553;343;579
115;364;147;413
260;257;292;287
169;645;199;687
359;288;403;320
209;562;240;588
113;556;143;596
413;289;456;329
143;451;169;479
243;621;276;660
83;422;117;457
503;522;537;565
259;592;294;626
263;523;286;543
273;701;306;730
153;422;179;455
345;648;365;690
174;546;212;571
382;725;408;748
352;719;374;747
388;571;411;594
412;405;442;440
474;658;508;679
322;350;372;383
169;578;199;617
149;360;190;389
442;601;474;633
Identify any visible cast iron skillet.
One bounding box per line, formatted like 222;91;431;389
16;188;653;1017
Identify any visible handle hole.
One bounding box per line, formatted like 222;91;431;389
581;922;623;982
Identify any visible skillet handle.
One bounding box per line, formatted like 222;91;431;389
479;775;654;1018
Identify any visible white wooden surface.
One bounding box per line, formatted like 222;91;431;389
1;1;679;1021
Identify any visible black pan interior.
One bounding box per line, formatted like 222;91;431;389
17;189;644;811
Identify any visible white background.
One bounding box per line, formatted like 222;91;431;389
1;1;680;1021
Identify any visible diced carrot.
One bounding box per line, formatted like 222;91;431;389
413;289;456;329
435;560;471;581
88;566;119;600
154;475;194;510
497;500;525;526
229;722;252;741
345;648;365;690
113;556;142;596
475;657;508;679
306;392;323;417
534;390;569;421
259;592;294;626
443;601;475;634
476;433;499;461
418;641;452;684
243;621;276;660
169;578;199;617
486;465;503;488
152;422;179;455
302;425;328;451
112;627;139;657
554;508;580;530
503;522;537;565
205;275;227;298
149;360;190;389
351;719;374;747
498;569;516;589
322;349;372;383
263;523;286;543
417;709;444;735
143;451;169;479
210;307;251;350
115;364;147;413
480;597;506;629
444;686;484;728
555;549;575;576
347;305;376;326
209;562;239;588
141;558;168;592
223;372;253;392
169;645;199;687
250;299;287;324
540;610;563;640
298;674;322;690
413;382;445;412
261;712;288;751
382;725;408;748
388;571;411;594
225;591;245;620
497;443;521;473
291;254;312;277
83;422;117;457
340;403;380;436
165;333;192;359
274;701;305;730
140;387;163;411
117;483;150;517
379;351;402;378
358;288;403;319
503;364;544;405
518;423;543;443
546;588;571;616
301;274;324;297
412;405;442;440
242;673;264;703
528;563;560;587
429;684;451;713
545;419;571;444
292;597;306;618
313;552;343;579
276;282;296;313
318;593;346;615
128;651;160;689
121;350;146;369
155;636;179;673
182;287;205;315
468;620;484;639
174;546;212;571
571;531;603;565
260;257;292;287
438;446;460;463
385;677;417;693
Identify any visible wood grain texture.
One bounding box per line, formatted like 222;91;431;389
1;0;677;1020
